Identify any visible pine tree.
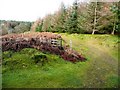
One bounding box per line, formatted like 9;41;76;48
49;2;67;33
77;2;88;33
42;14;53;32
36;20;43;32
66;0;79;34
110;2;120;35
82;2;112;34
56;2;66;33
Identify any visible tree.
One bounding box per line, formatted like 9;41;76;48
92;1;97;34
0;20;32;35
80;2;113;34
0;21;10;35
30;18;42;32
77;2;89;33
33;1;118;34
41;14;53;32
0;22;8;35
110;2;120;35
14;22;31;33
36;20;43;32
66;0;79;34
55;2;67;33
87;1;102;34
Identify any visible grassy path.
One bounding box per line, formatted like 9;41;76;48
86;43;117;67
62;34;118;88
83;43;118;88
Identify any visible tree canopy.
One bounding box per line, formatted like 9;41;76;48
32;1;119;35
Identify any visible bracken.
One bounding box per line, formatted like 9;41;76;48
1;32;86;62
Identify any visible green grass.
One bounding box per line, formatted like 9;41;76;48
2;34;119;88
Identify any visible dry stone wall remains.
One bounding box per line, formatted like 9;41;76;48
1;32;86;62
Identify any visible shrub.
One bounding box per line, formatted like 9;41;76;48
2;51;13;59
31;53;47;65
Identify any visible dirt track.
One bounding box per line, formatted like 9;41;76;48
83;41;118;88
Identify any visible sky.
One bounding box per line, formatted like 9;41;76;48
0;0;76;22
0;0;118;22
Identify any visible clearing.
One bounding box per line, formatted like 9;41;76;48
2;34;119;88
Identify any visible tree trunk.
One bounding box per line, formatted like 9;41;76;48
111;15;116;35
92;29;95;35
92;1;97;35
92;29;98;35
111;25;115;35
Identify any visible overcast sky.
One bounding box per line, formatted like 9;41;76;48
0;0;76;22
0;0;118;22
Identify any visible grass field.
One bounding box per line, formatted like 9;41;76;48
2;34;119;88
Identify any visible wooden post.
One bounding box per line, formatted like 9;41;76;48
70;40;72;50
60;38;62;47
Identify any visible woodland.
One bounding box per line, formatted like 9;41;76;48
1;0;119;88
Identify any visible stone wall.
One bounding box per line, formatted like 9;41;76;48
1;32;86;62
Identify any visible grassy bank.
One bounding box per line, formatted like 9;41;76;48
2;34;119;88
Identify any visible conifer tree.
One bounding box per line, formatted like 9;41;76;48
66;0;79;34
56;2;67;33
111;2;120;34
36;20;43;32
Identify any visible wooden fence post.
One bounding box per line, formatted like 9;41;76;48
70;40;72;50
